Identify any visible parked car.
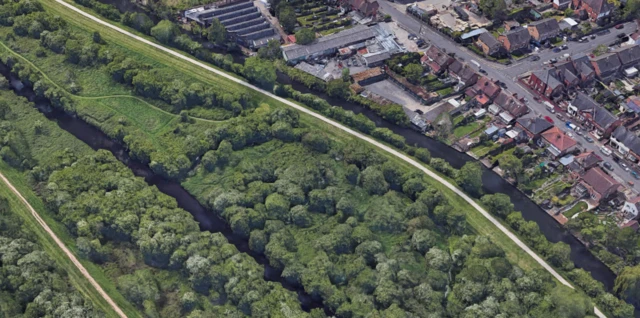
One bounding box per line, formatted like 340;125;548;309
549;58;558;64
585;136;594;143
600;146;613;156
621;162;630;171
555;113;564;121
498;82;507;89
561;44;568;50
576;130;583;136
479;68;487;74
590;34;596;39
618;32;627;38
544;116;554;124
603;162;614;171
531;55;541;61
632;171;640;179
553;47;561;53
615;24;625;29
408;33;417;39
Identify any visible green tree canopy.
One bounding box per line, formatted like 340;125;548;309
278;5;296;33
295;28;316;45
151;20;180;45
244;57;277;89
457;162;483;196
207;18;227;45
403;63;423;83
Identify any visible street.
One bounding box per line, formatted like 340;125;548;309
378;0;640;194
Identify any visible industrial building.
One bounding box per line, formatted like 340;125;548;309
282;24;404;64
184;0;279;49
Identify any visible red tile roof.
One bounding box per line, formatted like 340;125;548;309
581;167;620;197
541;126;577;151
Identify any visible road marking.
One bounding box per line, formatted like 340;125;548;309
51;1;606;316
0;172;128;318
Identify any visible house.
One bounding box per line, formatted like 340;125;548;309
622;195;640;219
541;126;578;157
494;91;529;117
422;45;454;74
448;60;479;88
569;151;603;172
554;62;581;88
610;125;640;162
590;53;622;82
614;45;640;69
577;167;620;202
554;0;571;9
626;96;640;113
498;27;531;53
568;93;620;138
527;18;560;42
504;20;521;31
573;55;596;85
346;0;379;17
572;0;613;22
466;76;502;100
516;117;554;138
621;220;640;231
528;69;565;99
477;33;503;56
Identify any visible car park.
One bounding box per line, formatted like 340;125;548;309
603;162;614;171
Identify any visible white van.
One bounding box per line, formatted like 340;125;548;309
544;101;555;113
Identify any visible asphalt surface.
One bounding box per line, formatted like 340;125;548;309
54;1;605;316
379;0;640;194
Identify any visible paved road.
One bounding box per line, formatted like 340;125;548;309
0;172;128;318
379;0;639;194
55;0;604;316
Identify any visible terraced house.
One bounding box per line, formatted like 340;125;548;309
568;93;620;138
498;27;531;53
527;18;560;42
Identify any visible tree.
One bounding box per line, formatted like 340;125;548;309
326;79;350;99
341;68;350;82
151;20;180;45
614;265;640;307
278;6;296;33
360;166;389;195
92;31;102;44
548;242;574;270
499;154;523;180
625;0;640;19
481;193;513;218
258;40;282;60
403;63;423;83
479;0;507;20
295;28;316;45
564;8;574;16
244;57;276;89
207;18;227;45
415;148;431;164
457;162;483;196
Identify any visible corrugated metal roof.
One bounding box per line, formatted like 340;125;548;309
461;28;488;40
282;25;376;61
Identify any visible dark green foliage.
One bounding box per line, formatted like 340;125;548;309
207;18;227;45
244;57;276;89
151;20;180;45
457;161;482;196
122;12;154;35
277;5;296;33
295;27;315;45
257;40;282;60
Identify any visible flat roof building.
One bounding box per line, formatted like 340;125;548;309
282;25;376;63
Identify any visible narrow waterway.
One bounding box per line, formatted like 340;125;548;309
0;64;324;313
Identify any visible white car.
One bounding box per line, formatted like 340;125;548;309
600;146;613;156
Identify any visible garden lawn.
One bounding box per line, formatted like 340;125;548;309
564;201;587;218
453;121;482;138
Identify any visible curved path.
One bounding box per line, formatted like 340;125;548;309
51;1;605;316
0;172;128;318
0;41;223;124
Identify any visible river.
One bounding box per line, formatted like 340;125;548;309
0;64;324;313
43;0;622;299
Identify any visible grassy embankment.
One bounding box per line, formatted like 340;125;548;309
34;0;549;274
0;89;142;318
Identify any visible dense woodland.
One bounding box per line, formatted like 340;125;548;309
0;196;104;317
0;0;637;317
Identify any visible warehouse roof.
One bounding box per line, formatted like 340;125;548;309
282;25;376;61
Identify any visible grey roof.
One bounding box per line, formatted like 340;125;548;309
613;126;640;154
562;68;578;83
503;27;531;48
534;69;562;88
517;117;553;134
282;25;376;61
614;45;640;66
529;18;560;35
591;53;621;73
577;61;595;77
461;28;488;40
572;92;599;111
478;32;501;49
363;52;391;64
592;106;617;129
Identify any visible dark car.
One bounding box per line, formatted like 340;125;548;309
479;69;487;74
585;136;594;143
416;39;426;47
498;82;507;89
553;47;561;53
561;44;568;50
603;162;614;171
531;55;541;61
549;58;558;63
618;32;627;38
